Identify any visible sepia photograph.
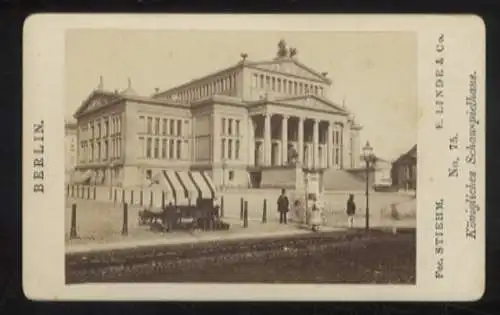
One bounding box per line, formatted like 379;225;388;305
22;14;484;301
63;29;417;284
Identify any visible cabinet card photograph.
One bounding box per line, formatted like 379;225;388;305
23;14;485;301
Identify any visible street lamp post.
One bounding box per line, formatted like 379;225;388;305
362;141;375;231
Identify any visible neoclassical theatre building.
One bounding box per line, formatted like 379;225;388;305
73;41;363;190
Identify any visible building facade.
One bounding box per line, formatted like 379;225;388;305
73;41;363;189
65;121;78;183
391;145;417;191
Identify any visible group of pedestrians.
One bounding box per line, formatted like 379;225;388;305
276;188;358;228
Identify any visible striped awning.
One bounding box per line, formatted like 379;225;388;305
151;170;216;205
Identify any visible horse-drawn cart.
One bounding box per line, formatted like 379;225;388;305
138;198;229;232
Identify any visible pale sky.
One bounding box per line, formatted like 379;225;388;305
65;29;417;161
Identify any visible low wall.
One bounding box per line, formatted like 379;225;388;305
220;189;416;221
65;185;416;239
65;200;143;241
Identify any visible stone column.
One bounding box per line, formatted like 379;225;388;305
327;121;333;168
313;119;319;169
298;117;304;165
281;115;288;166
213;113;221;164
342;122;350;169
248;115;255;166
264;113;272;166
165;138;170;160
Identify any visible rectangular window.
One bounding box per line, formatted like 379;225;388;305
176;140;181;159
147;117;152;134
221;139;226;159
266;76;270;89
235;120;240;136
283;79;287;93
169;139;174;159
162;119;167;135
289;81;293;94
177;120;182;136
162;139;167;158
294;82;298;94
259;75;264;88
271;77;276;91
252;74;258;88
228;139;233;160
115;138;118;158
183;140;188;160
228;119;233;135
154;118;160;135
299;83;303;94
146;138;152;158
118;137;122;158
277;78;281;92
315;86;319;95
221;118;226;135
235;140;240;160
90;143;94;161
97;142;101;160
138;137;143;159
104;140;108;160
184;120;189;137
139;116;145;133
170;119;175;135
154;138;159;158
104;119;109;137
97;122;101;138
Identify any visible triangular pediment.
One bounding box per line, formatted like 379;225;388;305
74;91;122;117
249;59;331;84
275;95;348;114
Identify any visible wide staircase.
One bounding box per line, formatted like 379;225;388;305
322;169;366;191
260;167;298;189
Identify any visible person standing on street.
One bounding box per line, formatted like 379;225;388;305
277;189;290;224
163;202;177;232
346;194;356;228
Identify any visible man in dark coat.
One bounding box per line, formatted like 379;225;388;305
346;194;356;228
163;202;177;232
277;189;290;224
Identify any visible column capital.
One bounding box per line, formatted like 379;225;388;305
282;114;290;120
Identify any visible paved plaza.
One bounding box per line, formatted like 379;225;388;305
65;191;415;254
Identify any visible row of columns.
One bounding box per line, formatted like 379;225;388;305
257;113;342;169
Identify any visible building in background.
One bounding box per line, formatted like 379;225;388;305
391;145;417;191
373;157;393;191
65;120;78;183
72;40;363;189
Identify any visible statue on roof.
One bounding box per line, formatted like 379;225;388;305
277;39;288;58
289;47;297;58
